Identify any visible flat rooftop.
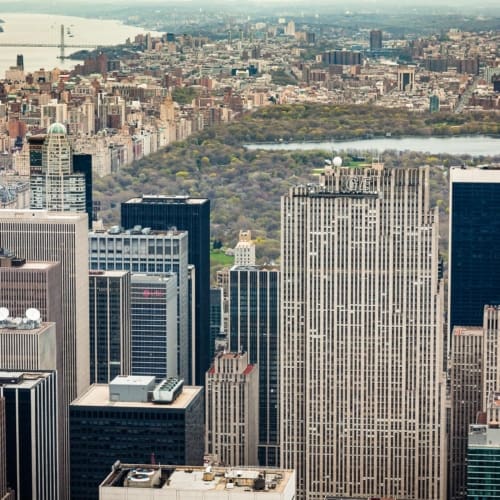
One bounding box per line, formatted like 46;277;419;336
71;384;202;410
101;464;294;495
125;195;208;205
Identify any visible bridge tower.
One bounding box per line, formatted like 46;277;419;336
59;24;65;59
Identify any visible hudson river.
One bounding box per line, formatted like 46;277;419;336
0;13;161;75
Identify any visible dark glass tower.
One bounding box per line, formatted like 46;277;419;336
449;168;500;337
73;153;93;227
229;265;279;466
121;195;210;385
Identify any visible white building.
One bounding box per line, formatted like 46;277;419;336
280;165;446;500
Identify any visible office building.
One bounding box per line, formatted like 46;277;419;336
89;270;131;384
234;230;256;266
131;273;178;379
369;29;383;51
449;168;500;340
70;375;204;500
209;287;223;358
280;166;446;500
89;226;189;380
482;304;500;421
121;195;210;385
229;265;279;466
0;370;58;500
206;352;259;466
0;210;89;500
467;423;500;499
0;254;62;331
73;153;93;226
99;464;296;500
397;65;415;91
30;123;86;213
0;396;11;500
448;326;483;500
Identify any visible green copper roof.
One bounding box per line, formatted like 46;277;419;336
47;122;67;135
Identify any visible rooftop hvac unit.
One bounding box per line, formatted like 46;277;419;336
124;468;161;488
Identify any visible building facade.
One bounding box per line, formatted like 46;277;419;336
89;227;189;381
121;195;210;385
206;352;259;466
0;210;89;500
89;270;131;384
449;168;500;340
448;326;483;500
0;370;58;500
30;123;86;213
229;265;279;466
467;424;500;499
280;166;446;500
130;273;178;379
70;376;204;500
234;230;256;266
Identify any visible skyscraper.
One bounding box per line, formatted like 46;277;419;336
89;270;131;384
130;273;178;379
121;195;210;385
280;166;446;500
370;29;383;51
206;352;259;466
89;226;189;380
449;168;500;339
448;326;483;500
0;210;89;500
30;123;86;213
229;265;280;466
0;370;58;500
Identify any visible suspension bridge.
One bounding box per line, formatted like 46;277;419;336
0;25;99;59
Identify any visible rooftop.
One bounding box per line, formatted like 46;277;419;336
71;384;202;410
100;464;295;497
125;195;209;205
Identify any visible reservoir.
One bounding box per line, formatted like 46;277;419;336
245;136;500;157
0;13;161;75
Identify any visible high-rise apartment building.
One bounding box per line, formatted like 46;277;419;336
448;326;483;500
0;370;58;500
89;270;131;384
70;375;204;500
449;168;500;340
234;230;256;266
206;352;259;466
130;273;178;379
0;210;89;500
89;226;189;380
30;123;86;213
280;166;446;500
369;29;383;50
121;195;210;385
229;265;279;466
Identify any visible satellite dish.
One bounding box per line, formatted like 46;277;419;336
25;308;41;322
0;307;9;321
333;156;343;167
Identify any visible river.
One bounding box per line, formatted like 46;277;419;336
0;13;161;75
245;136;500;157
